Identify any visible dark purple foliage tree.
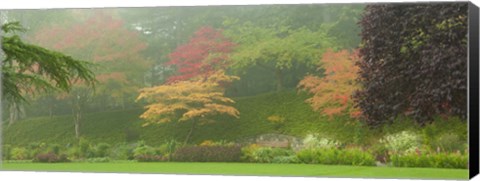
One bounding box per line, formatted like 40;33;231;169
354;3;468;127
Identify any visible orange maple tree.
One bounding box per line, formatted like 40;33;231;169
298;49;361;118
137;71;240;144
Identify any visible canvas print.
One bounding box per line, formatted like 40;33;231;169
0;2;472;180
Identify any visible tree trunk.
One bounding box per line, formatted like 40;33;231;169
73;97;82;139
184;119;197;145
275;69;284;92
8;102;24;127
8;102;18;127
74;111;81;139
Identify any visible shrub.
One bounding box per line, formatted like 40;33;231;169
26;142;48;158
93;143;111;158
422;117;467;147
296;148;376;166
11;147;29;160
48;144;62;155
78;138;94;158
241;144;261;162
109;143;135;160
172;145;242;162
302;134;340;150
271;155;299;164
431;133;466;153
133;141;156;158
370;144;389;163
339;148;376;166
249;147;295;163
33;152;70;163
380;131;421;154
296;149;322;164
391;152;468;169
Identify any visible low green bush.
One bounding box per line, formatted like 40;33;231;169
391;152;468;169
271;155;299;164
302;134;340;149
48;144;62;155
296;148;376;166
243;147;295;163
11;147;30;160
26;142;48;158
380;131;421;154
75;138;95;159
296;149;322;164
422;116;467;147
93;143;111;158
109;143;135;160
431;133;466;153
133;141;156;158
369;143;389;163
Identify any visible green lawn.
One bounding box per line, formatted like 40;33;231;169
0;162;468;180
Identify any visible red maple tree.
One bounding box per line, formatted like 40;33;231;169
166;26;235;83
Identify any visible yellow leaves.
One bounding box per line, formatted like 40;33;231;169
137;71;240;125
298;49;361;118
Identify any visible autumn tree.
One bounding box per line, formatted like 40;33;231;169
29;10;149;138
354;3;468;126
1;22;96;126
137;71;240;144
165;26;235;83
298;49;361;118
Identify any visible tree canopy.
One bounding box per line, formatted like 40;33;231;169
137;71;240;144
354;3;468;126
298;49;361;118
1;22;96;105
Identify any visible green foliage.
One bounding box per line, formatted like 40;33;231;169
391;152;468;169
380;131;421;154
242;146;295;163
3;92;325;146
296;149;322;164
369;143;389;163
26;142;48;158
224;22;336;91
421;116;467;148
431;133;466;153
1;21;96;105
48;144;62;155
93;143;111;158
11;147;29;160
302;134;340;150
78;138;94;158
133;140;156;158
271;155;299;164
296;148;376;166
109;143;135;160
